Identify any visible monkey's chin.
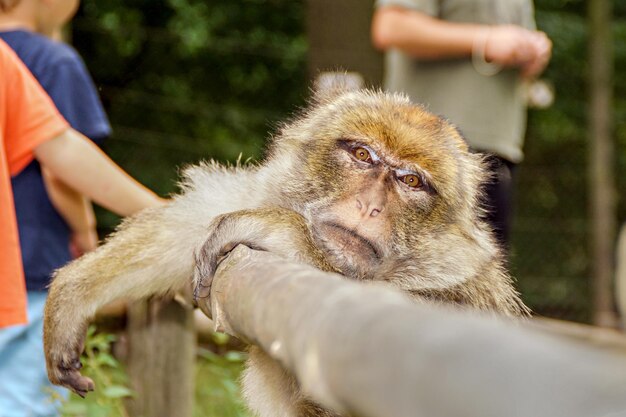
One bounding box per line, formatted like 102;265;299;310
315;222;381;278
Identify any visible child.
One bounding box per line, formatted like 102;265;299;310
0;0;109;295
0;39;162;326
0;1;163;413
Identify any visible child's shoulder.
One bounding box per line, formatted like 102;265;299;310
0;29;83;72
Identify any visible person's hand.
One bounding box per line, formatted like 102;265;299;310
483;25;537;68
70;228;98;258
482;26;552;78
520;31;552;79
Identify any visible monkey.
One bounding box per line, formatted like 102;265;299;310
43;88;529;417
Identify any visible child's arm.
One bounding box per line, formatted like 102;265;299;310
34;128;166;216
42;169;99;256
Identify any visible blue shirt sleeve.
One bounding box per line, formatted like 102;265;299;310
38;53;111;144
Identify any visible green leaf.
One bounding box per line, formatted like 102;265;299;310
224;351;246;363
102;385;134;399
198;348;219;362
60;401;88;415
212;332;230;346
86;403;113;417
95;353;119;368
86;325;97;338
222;379;239;395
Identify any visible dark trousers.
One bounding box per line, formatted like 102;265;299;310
481;155;517;251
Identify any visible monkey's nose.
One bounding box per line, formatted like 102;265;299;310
356;198;383;218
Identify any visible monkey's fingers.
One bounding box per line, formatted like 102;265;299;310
49;358;95;397
193;244;220;317
193;249;218;305
194;280;213;319
194;241;249;317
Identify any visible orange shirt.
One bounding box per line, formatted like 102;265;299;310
0;39;69;327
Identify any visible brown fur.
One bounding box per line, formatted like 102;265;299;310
44;89;528;416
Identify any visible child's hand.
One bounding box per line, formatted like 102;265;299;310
70;228;99;258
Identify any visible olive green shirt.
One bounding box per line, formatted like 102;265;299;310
376;0;536;162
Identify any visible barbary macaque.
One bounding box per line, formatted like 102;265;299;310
44;89;528;417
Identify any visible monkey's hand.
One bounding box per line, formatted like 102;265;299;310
45;268;96;397
45;321;94;397
193;207;334;317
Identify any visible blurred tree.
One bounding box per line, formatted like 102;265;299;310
588;0;617;327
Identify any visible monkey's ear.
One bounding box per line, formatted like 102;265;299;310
312;71;364;103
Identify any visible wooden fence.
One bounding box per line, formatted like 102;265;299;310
125;240;626;417
200;245;626;417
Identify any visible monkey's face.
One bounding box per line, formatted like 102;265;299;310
307;137;437;279
274;90;485;280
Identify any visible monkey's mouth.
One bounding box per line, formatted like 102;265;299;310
317;222;381;261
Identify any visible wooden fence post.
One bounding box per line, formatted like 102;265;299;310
125;298;195;417
617;224;626;329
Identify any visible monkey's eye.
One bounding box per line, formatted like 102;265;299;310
399;174;421;188
352;147;372;163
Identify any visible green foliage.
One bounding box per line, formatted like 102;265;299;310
55;327;250;417
195;347;250;417
73;0;307;229
57;326;132;417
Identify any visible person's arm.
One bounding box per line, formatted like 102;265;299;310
372;7;484;58
42;169;99;256
371;6;551;77
34;128;165;217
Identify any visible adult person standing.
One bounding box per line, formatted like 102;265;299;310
372;0;551;248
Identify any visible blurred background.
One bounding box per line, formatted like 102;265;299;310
71;0;626;324
52;0;626;416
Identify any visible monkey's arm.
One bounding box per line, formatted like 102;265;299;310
44;201;331;395
44;162;263;395
193;207;337;318
43;198;219;396
43;161;268;395
192;207;340;417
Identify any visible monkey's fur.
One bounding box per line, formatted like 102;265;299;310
44;89;528;417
